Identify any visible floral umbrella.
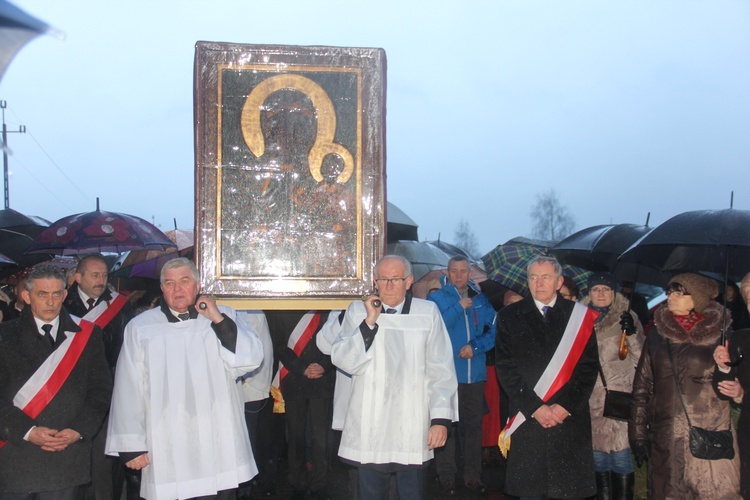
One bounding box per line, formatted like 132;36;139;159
26;199;176;255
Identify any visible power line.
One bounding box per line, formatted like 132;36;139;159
6;153;78;212
26;131;94;204
4;102;94;207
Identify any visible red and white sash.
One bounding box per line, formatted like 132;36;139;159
498;302;598;457
270;311;322;413
83;293;128;330
0;319;95;448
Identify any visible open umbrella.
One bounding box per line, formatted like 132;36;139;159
551;222;668;286
426;239;481;265
0;207;51;278
386;202;419;243
387;240;451;282
482;236;592;296
619;209;750;283
112;229;195;280
410;265;488;299
26;199;176;255
0;0;61;84
619;207;750;356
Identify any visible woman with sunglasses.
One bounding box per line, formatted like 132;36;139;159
630;273;740;499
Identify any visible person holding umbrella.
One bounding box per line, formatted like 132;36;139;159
582;273;645;499
713;272;750;498
630;273;741;498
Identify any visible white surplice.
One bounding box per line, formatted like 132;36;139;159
331;299;458;466
105;306;263;500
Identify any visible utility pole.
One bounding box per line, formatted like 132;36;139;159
1;101;27;209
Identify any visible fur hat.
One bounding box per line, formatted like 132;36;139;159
668;273;719;314
587;272;617;291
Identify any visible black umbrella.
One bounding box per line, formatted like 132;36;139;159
0;207;51;278
386;202;418;243
551;223;668;286
619;209;750;283
619;207;750;357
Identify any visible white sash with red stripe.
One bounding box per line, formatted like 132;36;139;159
270;312;322;413
83;292;128;330
498;302;597;456
0;319;95;447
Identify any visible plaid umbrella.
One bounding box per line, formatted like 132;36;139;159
482;237;592;296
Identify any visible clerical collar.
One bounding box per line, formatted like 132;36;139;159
33;315;61;337
533;297;557;314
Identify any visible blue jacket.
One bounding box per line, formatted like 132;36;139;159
427;275;496;383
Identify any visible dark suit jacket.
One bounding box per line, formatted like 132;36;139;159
495;294;599;498
0;307;112;493
64;283;134;373
267;310;335;401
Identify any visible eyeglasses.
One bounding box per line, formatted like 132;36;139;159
375;277;409;285
665;290;690;297
590;287;613;294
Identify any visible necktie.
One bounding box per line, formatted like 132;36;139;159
386;308;397;314
542;305;550;318
86;298;96;311
41;324;55;348
178;313;190;321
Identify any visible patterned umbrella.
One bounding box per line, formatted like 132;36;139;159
111;229;195;280
482;237;592;296
26;199;176;255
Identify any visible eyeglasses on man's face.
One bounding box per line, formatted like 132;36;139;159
375;277;409;286
665;289;690;297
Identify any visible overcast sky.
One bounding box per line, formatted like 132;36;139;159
2;0;749;256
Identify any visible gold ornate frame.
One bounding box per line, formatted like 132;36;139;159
194;43;386;309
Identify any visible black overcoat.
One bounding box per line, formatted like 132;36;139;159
495;294;599;498
0;307;112;493
64;282;135;374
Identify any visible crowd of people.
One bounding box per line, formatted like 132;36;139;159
0;252;750;500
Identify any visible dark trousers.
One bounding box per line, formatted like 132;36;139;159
239;398;273;495
358;467;424;500
0;487;80;500
285;397;332;492
435;381;485;483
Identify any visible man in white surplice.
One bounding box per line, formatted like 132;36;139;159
331;255;458;500
105;258;263;500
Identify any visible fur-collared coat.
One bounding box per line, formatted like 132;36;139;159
630;302;741;499
582;293;645;454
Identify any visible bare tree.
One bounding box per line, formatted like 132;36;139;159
530;190;575;241
453;219;479;256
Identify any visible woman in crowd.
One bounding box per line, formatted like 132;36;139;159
630;273;740;498
583;273;645;499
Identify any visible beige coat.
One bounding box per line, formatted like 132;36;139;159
583;293;645;453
